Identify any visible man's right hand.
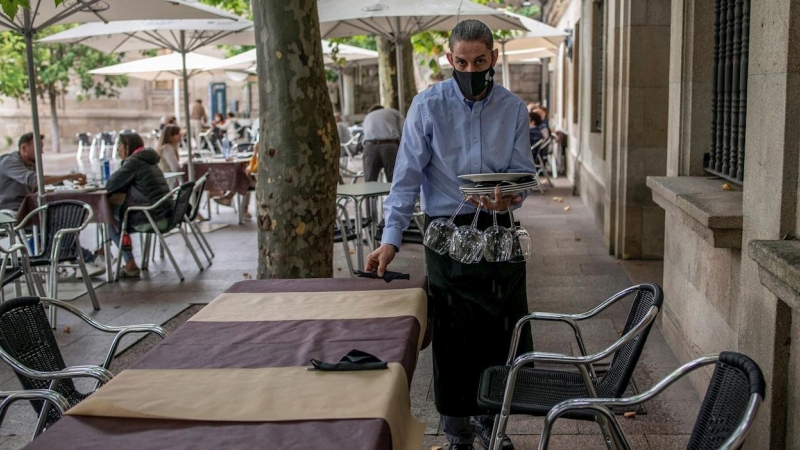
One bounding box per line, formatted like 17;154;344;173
365;244;397;277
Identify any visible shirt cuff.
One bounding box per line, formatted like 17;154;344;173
381;227;404;250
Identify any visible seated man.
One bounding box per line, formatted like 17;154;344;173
0;133;86;211
0;133;102;275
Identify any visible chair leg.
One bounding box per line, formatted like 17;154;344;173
47;264;58;328
113;230;126;282
179;225;204;271
536;154;553;187
188;222;212;265
596;414;628;450
192;220;215;258
489;413;509;450
335;214;354;277
147;220;184;281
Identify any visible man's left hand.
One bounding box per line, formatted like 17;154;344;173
469;185;522;211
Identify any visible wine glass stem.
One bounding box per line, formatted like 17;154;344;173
493;209;498;227
471;206;481;228
449;197;468;221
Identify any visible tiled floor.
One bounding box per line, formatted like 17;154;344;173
0;150;698;449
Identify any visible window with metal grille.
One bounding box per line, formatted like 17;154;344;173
705;0;750;184
590;1;604;132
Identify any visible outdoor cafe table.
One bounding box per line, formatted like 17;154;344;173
25;277;428;449
17;189;115;282
337;182;393;269
183;160;251;223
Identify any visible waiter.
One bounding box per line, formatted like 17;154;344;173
366;19;535;450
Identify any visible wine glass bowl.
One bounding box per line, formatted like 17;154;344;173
449;225;484;264
424;218;458;255
509;226;532;263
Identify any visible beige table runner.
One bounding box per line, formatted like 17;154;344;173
189;288;427;348
67;363;423;450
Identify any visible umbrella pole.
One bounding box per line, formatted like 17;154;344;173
501;41;510;89
394;18;405;114
181;31;195;181
23;10;46;204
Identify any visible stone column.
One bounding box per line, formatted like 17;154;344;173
607;0;671;259
736;0;800;446
343;69;356;121
666;0;714;176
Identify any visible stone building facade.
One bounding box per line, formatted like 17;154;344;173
546;0;800;446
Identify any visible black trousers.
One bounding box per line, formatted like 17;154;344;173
425;211;532;417
362;142;399;182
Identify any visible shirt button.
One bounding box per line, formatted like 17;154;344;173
473;138;478;143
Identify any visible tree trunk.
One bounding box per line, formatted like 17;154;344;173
251;0;340;279
47;88;60;154
377;36;417;113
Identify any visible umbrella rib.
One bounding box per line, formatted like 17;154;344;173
109;33;136;54
192;29;236;51
352;19;392;40
38;0;102;29
321;21;343;39
0;15;20;32
143;30;180;52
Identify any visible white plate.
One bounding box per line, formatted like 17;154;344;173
457;173;536;183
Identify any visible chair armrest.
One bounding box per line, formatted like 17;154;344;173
125;186;180;213
0;345;112;385
506;312;590;367
0;389;71;415
14;205;48;231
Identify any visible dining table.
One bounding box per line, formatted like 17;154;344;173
25;277;429;449
336;182;393;269
183;160;251;224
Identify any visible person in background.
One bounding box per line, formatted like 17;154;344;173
240;141;258;222
156;123;182;183
218;112;241;152
528;111;544;147
534;106;551;139
105;132;173;278
0;133;103;275
361;104;404;182
160;115;178;131
189;99;207;151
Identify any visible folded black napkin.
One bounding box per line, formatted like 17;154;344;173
310;349;388;371
354;270;410;283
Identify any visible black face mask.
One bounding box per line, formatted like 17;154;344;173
453;66;495;98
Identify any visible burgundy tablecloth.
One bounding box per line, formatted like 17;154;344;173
16;190;113;225
185;161;251;195
26;277;428;450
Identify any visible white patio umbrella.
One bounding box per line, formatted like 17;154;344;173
89;51;225;80
0;0;236;199
40;18;253;180
495;11;567;88
317;0;527;113
438;47;554;67
204;39;379;72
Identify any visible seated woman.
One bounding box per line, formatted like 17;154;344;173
156;124;182;175
105;132;174;278
529;111;544;147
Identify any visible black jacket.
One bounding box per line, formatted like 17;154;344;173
105;148;173;229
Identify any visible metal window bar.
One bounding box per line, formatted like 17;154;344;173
706;0;749;184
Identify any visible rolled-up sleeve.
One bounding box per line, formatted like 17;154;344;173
381;98;431;249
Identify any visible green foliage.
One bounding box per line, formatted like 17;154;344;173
0;0;64;23
0;25;128;103
198;0;250;18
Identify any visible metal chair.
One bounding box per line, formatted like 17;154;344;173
184;173;214;266
478;284;663;450
115;182;202;282
0;238;39;302
14;201;100;326
75;133;92;160
0;389;69;441
0;297;166;434
334;203;358;275
96;131;115;160
339;132;364;184
531;137;553;189
538;352;764;450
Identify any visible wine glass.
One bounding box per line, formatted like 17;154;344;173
423;197;468;255
507;208;532;263
483;208;513;262
449;203;484;264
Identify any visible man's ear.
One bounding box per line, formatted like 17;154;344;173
491;48;499;67
446;52;455;69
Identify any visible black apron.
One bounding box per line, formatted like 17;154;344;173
425;211;532;417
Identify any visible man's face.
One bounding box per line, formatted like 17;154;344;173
19;140;36;165
447;41;498;73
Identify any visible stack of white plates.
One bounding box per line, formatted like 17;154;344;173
457;173;540;196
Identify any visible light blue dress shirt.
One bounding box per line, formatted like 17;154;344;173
381;78;537;249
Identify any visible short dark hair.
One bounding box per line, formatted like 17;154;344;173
18;132;45;150
528;111;543;126
118;131;145;154
195;99;202;103
368;104;384;114
449;19;493;52
227;112;235;118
